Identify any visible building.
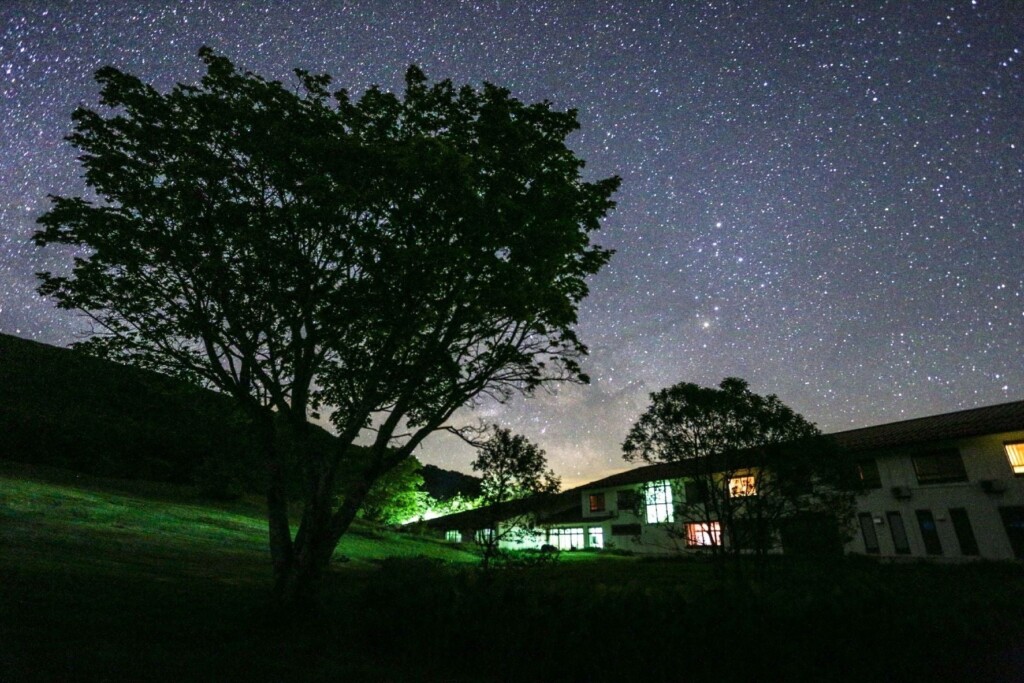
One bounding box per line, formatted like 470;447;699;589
837;399;1024;560
425;399;1024;561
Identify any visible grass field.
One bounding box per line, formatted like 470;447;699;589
3;462;1024;682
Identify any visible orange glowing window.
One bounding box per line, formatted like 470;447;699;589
1006;443;1024;476
686;522;722;547
728;475;757;497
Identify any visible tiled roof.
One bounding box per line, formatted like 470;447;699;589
538;506;617;526
420;399;1024;529
830;399;1024;453
422;490;576;530
561;461;697;495
573;399;1024;492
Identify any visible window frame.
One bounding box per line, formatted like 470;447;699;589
855;459;882;489
948;507;979;556
1004;441;1024;477
887;511;911;554
915;509;943;556
588;492;606;513
858;513;880;554
616;489;638;513
727;474;758;498
685;521;722;548
911;449;968;485
644;480;674;524
548;527;585;551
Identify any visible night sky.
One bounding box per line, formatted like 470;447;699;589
2;2;1022;486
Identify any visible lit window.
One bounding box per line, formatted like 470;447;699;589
1005;443;1024;476
588;527;604;549
912;449;967;484
728;475;757;497
686;522;721;547
589;492;606;512
475;528;496;544
644;480;674;524
445;530;461;543
548;527;584;550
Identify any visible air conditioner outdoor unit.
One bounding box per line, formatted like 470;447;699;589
980;479;1007;494
891;486;912;500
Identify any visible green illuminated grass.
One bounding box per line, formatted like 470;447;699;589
3;462;1023;682
0;463;478;581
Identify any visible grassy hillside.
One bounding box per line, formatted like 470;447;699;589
0;332;265;483
0;462;479;680
0;333;480;499
3;462;1024;682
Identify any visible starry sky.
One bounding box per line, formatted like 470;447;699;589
2;1;1022;486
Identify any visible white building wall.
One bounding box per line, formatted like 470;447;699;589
846;430;1024;560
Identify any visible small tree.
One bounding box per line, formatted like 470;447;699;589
622;378;853;570
35;48;617;603
471;426;560;569
357;456;428;526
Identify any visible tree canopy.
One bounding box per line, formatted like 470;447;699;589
622;378;852;561
471;426;560;568
35;47;617;601
622;378;820;464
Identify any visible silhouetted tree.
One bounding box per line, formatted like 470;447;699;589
472;426;560;569
35;47;617;603
623;378;853;570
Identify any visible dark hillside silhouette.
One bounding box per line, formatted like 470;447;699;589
0;332;257;484
0;333;476;500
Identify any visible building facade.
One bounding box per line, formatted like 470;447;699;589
426;400;1024;561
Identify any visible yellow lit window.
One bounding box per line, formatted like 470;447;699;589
1006;442;1024;476
728;475;757;497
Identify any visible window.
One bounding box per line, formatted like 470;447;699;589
915;509;943;555
548;527;584;551
728;475;757;497
444;530;461;543
887;511;911;554
617;489;638;512
912;449;967;484
998;506;1024;560
589;492;606;512
683;480;704;503
588;527;604;549
644;480;674;523
855;459;882;489
858;513;880;554
1005;442;1024;476
686;522;722;548
611;523;641;536
949;508;979;556
475;528;496;544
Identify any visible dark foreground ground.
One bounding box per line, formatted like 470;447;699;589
3;463;1024;682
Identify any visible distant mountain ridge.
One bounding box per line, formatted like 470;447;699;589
421;463;481;500
0;333;478;499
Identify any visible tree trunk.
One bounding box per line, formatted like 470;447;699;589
274;471;372;607
251;411;294;597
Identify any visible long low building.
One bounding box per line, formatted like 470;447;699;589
424;399;1024;561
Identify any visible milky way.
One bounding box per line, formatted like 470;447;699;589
2;2;1022;485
